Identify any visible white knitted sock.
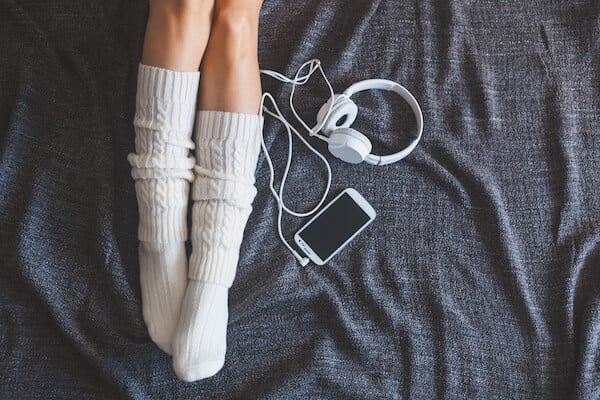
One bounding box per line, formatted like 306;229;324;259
172;111;263;381
128;64;199;354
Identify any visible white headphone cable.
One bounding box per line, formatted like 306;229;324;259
261;59;334;140
258;59;337;265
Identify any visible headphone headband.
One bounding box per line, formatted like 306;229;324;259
341;79;424;165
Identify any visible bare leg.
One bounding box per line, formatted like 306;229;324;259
142;0;214;71
172;0;265;381
198;0;263;113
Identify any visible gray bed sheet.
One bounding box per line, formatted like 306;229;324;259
0;1;598;398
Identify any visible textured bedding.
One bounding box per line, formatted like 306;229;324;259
1;1;599;398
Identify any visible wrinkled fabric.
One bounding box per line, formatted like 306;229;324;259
0;1;598;399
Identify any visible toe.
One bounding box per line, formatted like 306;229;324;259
173;358;225;382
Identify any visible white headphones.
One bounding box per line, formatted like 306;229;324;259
312;79;424;166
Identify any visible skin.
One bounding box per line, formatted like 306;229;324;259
141;0;264;115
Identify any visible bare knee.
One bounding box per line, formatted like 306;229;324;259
209;5;260;63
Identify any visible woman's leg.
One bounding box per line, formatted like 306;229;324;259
197;0;262;113
128;0;214;354
142;0;213;71
172;0;264;381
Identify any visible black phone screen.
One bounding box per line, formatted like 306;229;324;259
298;193;371;261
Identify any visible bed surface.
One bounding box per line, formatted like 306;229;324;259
1;1;599;398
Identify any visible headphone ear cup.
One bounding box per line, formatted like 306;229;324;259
316;95;359;135
315;95;337;128
327;128;372;164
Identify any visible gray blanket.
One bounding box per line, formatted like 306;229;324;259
1;1;598;398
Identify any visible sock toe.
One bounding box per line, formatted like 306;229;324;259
173;357;225;382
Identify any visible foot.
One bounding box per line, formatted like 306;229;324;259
172;281;229;381
139;242;188;354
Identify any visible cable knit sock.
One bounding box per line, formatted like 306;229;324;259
172;111;263;381
128;64;199;354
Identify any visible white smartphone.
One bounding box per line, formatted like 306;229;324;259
294;188;376;265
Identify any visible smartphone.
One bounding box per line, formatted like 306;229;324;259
294;188;376;265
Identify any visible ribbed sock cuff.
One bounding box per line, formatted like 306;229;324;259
131;63;200;171
188;111;263;285
188;200;253;285
135;177;190;242
134;63;200;135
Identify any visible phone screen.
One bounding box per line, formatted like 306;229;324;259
298;193;372;261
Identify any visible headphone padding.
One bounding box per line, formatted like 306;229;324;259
327;128;372;164
316;95;358;135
